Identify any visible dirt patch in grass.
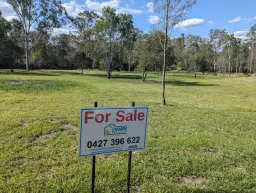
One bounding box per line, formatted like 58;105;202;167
30;128;66;142
50;119;60;124
7;81;25;86
0;80;78;92
203;146;217;153
30;125;78;142
234;166;247;173
61;124;79;131
21;121;28;127
11;157;36;167
182;176;205;187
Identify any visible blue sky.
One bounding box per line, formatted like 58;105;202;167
1;0;256;39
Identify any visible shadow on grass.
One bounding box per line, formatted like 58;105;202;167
0;70;82;76
167;74;220;80
14;71;59;76
51;70;82;76
167;74;203;78
148;80;218;86
86;73;144;80
86;73;218;86
0;70;218;86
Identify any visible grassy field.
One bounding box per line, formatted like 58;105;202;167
0;69;256;193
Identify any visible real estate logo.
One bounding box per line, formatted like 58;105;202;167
104;124;127;136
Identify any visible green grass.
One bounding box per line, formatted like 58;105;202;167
0;69;256;193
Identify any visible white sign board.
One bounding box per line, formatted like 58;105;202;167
79;107;148;156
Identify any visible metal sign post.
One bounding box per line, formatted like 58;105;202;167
92;102;97;193
127;101;135;193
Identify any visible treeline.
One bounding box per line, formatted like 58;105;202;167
1;8;256;77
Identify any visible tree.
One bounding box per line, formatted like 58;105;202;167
186;35;202;50
238;42;250;73
10;19;24;48
247;25;256;75
231;37;242;74
6;0;67;70
200;40;213;72
218;30;235;74
183;35;202;76
94;7;135;78
117;14;136;71
209;29;221;73
0;11;10;66
73;11;98;58
171;33;185;70
134;32;164;81
94;7;119;79
0;12;23;69
75;52;86;74
154;0;196;105
2;3;256;76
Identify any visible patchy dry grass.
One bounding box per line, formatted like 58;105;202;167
182;176;205;187
0;69;256;192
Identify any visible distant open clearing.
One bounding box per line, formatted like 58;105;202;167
1;70;256;192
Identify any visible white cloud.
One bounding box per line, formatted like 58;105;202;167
0;2;17;21
5;15;18;21
146;2;154;13
208;20;214;24
117;8;142;14
234;29;249;40
52;26;75;35
85;0;120;10
174;18;205;29
228;16;256;24
1;1;85;21
148;16;160;25
228;16;242;24
85;0;142;15
242;16;256;23
63;1;86;17
52;28;69;35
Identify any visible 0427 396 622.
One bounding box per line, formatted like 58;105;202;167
86;137;140;149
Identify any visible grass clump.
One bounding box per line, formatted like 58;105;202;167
0;79;78;92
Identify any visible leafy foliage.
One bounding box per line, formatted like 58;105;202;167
6;0;68;70
1;4;256;76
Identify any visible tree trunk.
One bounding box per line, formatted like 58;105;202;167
162;0;169;106
239;60;242;73
107;67;111;79
107;38;112;79
142;70;148;82
25;36;29;71
236;55;238;74
228;47;231;75
213;58;216;73
213;50;217;73
250;42;253;76
162;53;167;105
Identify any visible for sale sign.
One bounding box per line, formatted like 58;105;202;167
79;107;148;156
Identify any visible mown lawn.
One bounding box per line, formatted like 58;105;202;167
0;69;256;193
